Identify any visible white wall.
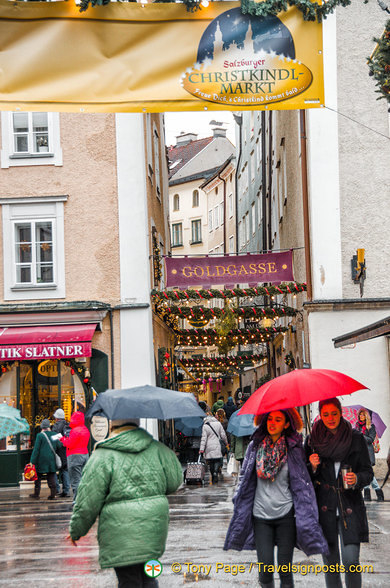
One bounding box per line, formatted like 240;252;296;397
308;309;390;458
306;13;342;300
169;179;209;255
116;113;157;438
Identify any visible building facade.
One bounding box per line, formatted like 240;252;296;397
0;111;169;484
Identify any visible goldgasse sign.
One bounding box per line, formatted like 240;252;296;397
0;1;324;112
165;251;293;288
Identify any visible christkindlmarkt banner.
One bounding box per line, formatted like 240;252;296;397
0;1;324;112
165;250;294;288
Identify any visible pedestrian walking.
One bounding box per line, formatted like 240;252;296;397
30;419;62;500
52;408;71;498
224;408;328;587
216;408;228;433
223;396;238;419
354;408;384;501
68;419;182;587
306;397;374;588
199;412;228;484
230;433;251;466
60;411;90;504
211;395;225;415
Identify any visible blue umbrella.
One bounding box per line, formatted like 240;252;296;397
0;404;30;440
227;411;256;437
174;416;204;437
85;385;206;421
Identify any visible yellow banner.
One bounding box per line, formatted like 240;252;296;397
0;0;324;112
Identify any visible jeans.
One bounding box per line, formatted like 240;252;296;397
34;472;56;498
254;508;296;587
114;563;159;587
67;454;89;503
322;519;361;588
55;468;70;494
364;475;380;491
207;459;220;482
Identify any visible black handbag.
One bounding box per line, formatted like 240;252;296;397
207;423;228;456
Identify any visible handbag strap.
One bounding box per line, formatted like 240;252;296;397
207;422;221;441
42;432;57;456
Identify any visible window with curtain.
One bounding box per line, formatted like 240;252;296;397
171;223;182;247
173;194;180;211
12;112;50;154
192;190;199;207
191;219;202;244
14;220;54;285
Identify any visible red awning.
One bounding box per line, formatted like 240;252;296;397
0;324;97;360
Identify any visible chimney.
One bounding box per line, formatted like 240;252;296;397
212;127;227;138
176;132;198;146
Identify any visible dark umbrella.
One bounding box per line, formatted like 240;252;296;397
174;417;204;437
85;385;205;421
227;411;256;437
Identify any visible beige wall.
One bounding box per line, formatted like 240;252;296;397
0;113;121;305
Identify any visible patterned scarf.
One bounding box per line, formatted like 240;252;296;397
256;434;288;481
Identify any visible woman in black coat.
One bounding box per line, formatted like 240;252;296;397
355;408;384;502
305;397;373;588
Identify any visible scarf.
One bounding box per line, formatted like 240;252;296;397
355;421;367;435
256;434;287;481
310;416;353;462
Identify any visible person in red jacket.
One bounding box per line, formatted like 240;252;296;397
60;411;90;505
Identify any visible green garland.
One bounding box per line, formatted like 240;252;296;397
180;352;266;368
156;303;297;321
368;20;390;104
176;324;288;346
241;0;352;23
151;282;306;302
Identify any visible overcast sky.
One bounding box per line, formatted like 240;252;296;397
164;111;236;147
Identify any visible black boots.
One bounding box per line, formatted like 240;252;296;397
364;488;371;501
375;489;385;502
29;493;40;499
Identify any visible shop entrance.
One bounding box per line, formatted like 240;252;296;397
0;359;86;485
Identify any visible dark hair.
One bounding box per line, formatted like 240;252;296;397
198;401;207;411
218;395;224;400
318;397;342;414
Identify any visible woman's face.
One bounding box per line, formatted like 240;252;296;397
267;411;289;439
320;403;342;431
359;412;366;423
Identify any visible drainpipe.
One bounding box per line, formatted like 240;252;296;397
218;170;227;254
261;112;267;251
300;110;313;300
108;308;115;388
267;111;273;251
233;113;242;254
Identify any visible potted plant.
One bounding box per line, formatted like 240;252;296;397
37;135;49;153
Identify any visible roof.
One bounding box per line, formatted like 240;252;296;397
168;136;214;180
333;315;390;348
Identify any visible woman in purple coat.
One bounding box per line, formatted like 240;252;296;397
224;408;328;588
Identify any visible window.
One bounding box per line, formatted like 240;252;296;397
229;235;234;253
171;223;182;247
245;213;249;243
219;202;224;225
192;190;199;207
14;221;54;285
191;220;202;244
1;112;62;168
238;221;243;249
173;194;180;211
213;206;219;229
257;193;262;226
208;209;213;231
250;151;255;183
1;196;66;300
251;203;256;235
256;138;261;171
228;193;233;218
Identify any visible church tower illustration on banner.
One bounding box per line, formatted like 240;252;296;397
212;19;255;59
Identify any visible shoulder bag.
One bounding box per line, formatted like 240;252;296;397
42;432;62;469
207;422;227;456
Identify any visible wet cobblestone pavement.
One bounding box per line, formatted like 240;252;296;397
1;473;390;587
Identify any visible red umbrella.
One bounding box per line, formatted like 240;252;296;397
238;369;368;415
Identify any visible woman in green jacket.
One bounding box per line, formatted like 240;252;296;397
69;421;183;587
30;418;61;500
